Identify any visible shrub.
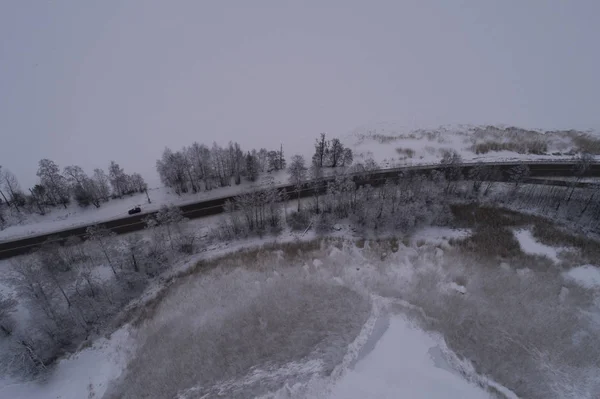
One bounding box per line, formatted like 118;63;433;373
395;147;415;158
286;210;312;232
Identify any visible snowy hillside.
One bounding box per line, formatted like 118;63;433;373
348;123;600;168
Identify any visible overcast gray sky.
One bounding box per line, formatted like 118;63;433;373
1;0;599;188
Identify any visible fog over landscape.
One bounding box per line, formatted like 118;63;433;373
2;1;599;187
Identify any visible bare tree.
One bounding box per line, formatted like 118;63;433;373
0;293;17;336
0;167;24;213
440;150;463;193
36;244;72;308
86;225;118;276
312;133;329;168
309;164;324;214
155;205;186;251
28;185;47;215
118;234;145;273
567;152;595;204
288;155;307;211
328;138;344;167
11;257;61;328
468;163;491;194
340;147;354;167
508;163;531;189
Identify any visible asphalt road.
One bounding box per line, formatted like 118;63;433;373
0;161;598;259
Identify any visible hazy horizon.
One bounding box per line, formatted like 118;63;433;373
2;1;599;188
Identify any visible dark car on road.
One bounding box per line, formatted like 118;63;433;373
128;206;142;215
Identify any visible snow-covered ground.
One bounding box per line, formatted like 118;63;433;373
513;228;563;263
3;218;600;398
563;265;600;290
327;315;495;399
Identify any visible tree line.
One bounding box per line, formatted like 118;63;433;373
155;133;353;195
0;133;355;230
0;160;148;227
155;141;290;195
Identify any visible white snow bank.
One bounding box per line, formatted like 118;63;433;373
446;282;467;294
563;265;600;290
328;316;492;399
0;328;132;399
513;229;560;263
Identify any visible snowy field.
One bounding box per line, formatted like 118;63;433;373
3;220;599;399
347;123;600;170
2;124;599;243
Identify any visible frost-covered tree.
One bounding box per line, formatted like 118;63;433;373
108;161;128;198
211;143;231;187
155;205;187;251
117;233;145;273
130;173;147;193
266;147;286;172
156;148;189;195
288;155;307;211
186;142;213;190
267;151;279;172
86;225;118;276
37;159;70;208
92;168;111;202
223;176;283;237
64;165;102;208
256;148;269;172
36;242;73;308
